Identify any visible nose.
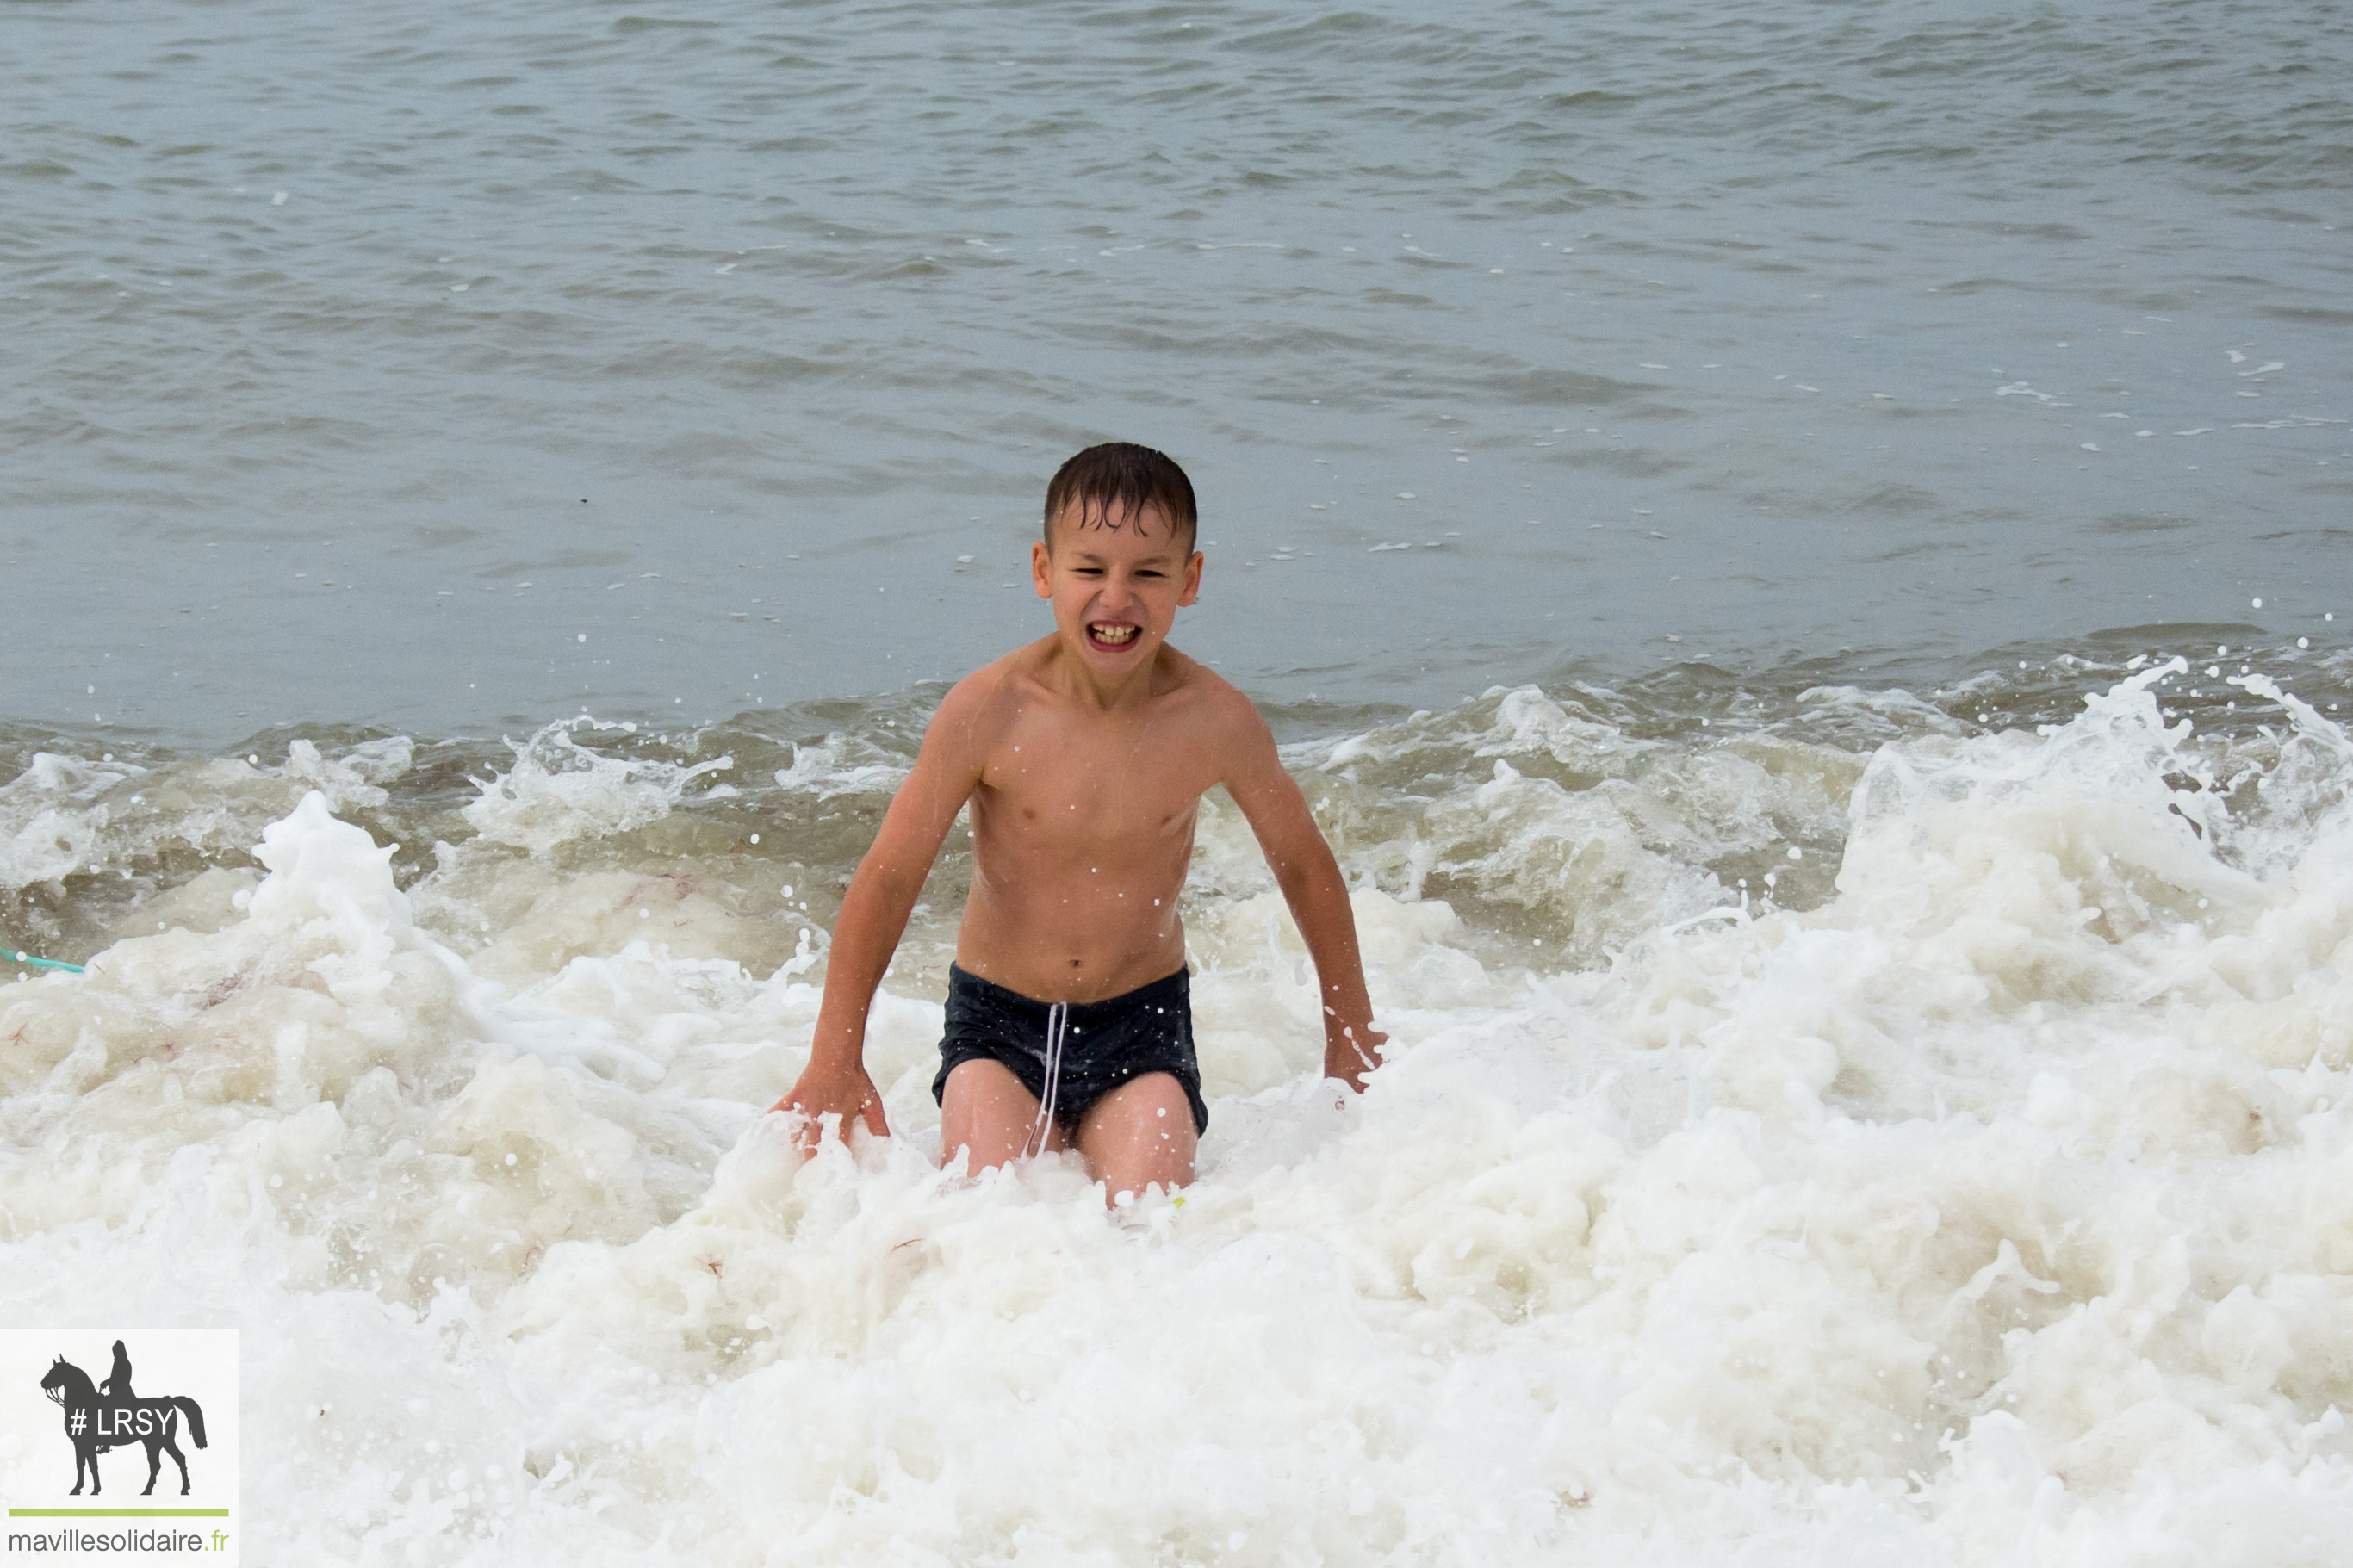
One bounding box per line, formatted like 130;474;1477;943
1096;571;1140;613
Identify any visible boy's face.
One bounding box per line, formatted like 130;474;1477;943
1031;502;1203;679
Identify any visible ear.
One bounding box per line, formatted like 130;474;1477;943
1176;549;1203;608
1030;539;1053;600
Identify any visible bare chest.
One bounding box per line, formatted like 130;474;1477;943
969;708;1219;866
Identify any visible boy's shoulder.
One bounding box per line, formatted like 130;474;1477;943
958;637;1253;710
930;637;1060;728
1152;649;1264;733
934;639;1264;742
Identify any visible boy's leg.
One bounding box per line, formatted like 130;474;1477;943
1075;1072;1197;1202
940;1057;1069;1173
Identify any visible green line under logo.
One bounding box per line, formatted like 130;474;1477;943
8;1509;231;1517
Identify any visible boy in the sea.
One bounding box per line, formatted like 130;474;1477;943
773;442;1385;1200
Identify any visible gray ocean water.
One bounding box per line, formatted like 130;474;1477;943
12;8;2353;1563
5;0;2348;747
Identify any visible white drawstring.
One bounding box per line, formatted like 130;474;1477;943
1022;1001;1070;1159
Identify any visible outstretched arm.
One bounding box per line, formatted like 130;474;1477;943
1223;704;1386;1090
773;676;992;1145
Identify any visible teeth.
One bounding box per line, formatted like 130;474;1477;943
1092;623;1137;644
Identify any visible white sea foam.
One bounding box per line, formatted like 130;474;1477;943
3;672;2350;1563
284;734;415;811
0;752;124;886
0;737;414;894
771;732;913;799
464;722;736;854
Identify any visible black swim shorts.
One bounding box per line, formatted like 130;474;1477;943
930;964;1209;1136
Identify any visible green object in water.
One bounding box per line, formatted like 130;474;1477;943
3;946;83;974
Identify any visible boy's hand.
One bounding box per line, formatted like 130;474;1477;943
772;1061;889;1153
1325;1026;1387;1094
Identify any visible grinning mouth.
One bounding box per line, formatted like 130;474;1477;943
1087;622;1139;648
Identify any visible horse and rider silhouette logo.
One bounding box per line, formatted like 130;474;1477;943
37;1339;208;1497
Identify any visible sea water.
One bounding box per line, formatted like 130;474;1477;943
5;0;2353;1563
4;0;2350;738
5;657;2352;1563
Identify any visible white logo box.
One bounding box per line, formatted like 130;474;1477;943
0;1330;239;1566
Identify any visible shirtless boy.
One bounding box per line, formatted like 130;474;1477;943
774;442;1385;1201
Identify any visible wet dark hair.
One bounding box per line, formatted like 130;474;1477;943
1042;442;1198;551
